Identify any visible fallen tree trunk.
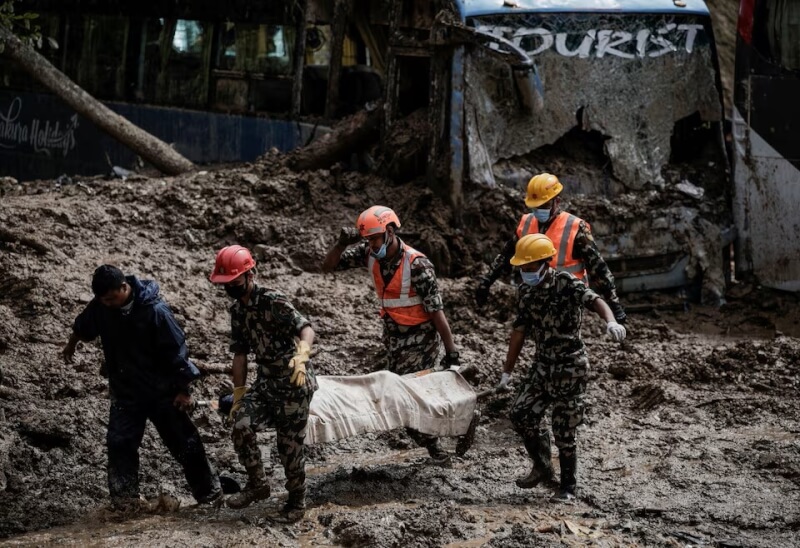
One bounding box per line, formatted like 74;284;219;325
0;227;52;254
286;106;382;172
0;25;194;176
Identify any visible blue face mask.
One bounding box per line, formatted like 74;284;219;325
370;233;391;259
520;263;548;286
533;208;551;223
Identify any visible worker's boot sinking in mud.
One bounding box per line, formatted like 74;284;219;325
550;452;578;504
516;434;556;489
426;440;453;467
455;409;481;457
226;466;270;509
278;490;306;522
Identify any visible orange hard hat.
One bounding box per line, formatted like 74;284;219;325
356;206;401;237
525;173;563;208
209;245;256;283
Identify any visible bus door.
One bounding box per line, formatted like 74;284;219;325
732;0;800;291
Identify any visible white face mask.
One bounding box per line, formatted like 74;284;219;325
520;262;548;286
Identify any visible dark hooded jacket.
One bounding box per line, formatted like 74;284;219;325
73;276;200;401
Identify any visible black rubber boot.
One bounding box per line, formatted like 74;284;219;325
455;409;481;457
278;490;306;522
226;466;270;509
551;452;578;503
427;441;453;467
516;433;555;488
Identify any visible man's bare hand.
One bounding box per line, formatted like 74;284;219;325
61;343;77;365
173;392;196;413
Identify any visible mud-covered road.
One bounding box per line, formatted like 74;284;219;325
0;159;798;547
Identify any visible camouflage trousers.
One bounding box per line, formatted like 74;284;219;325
380;320;441;376
510;358;588;459
381;320;442;450
231;371;315;501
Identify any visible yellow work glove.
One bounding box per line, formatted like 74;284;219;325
229;386;248;422
289;340;311;387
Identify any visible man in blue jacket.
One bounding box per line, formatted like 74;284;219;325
62;265;221;509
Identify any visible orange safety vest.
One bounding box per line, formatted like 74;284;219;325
368;244;432;326
515;211;587;280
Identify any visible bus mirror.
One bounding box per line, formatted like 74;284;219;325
433;20;545;113
512;64;544;114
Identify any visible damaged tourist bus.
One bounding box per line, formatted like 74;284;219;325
451;0;734;299
0;0;382;179
1;0;734;296
732;0;800;291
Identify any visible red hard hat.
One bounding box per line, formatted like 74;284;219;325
209;245;256;283
356;206;401;237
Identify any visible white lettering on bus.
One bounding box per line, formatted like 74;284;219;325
0;96;78;157
477;24;705;59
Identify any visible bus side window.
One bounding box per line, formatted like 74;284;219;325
0;14;61;93
300;26;381;117
59;15;128;100
752;0;800;71
765;0;800;71
146;19;213;108
211;23;295;113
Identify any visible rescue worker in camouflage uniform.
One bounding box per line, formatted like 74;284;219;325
322;205;460;465
209;245;317;520
62;265;222;510
496;234;626;503
476;173;627;325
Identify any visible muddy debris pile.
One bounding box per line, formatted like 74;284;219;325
0;161;799;546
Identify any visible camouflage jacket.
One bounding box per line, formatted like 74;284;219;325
487;213;621;306
337;238;444;335
513;270;600;365
229;284;311;377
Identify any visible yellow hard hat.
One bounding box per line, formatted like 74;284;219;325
510;234;557;266
525;173;563;208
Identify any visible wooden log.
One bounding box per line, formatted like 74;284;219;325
286;106;383;172
0;227;52;254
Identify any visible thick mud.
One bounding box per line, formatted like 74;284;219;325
1;156;799;547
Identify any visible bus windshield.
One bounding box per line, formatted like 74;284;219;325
466;12;723;190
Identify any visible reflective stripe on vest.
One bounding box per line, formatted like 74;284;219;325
516;213;536;239
516;212;587;280
368;244;430;325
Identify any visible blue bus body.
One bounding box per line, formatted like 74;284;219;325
0;91;322;179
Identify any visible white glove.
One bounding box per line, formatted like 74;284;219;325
606;321;627;342
496;372;512;392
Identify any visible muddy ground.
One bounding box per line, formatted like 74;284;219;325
0;3;794;544
0;154;799;548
